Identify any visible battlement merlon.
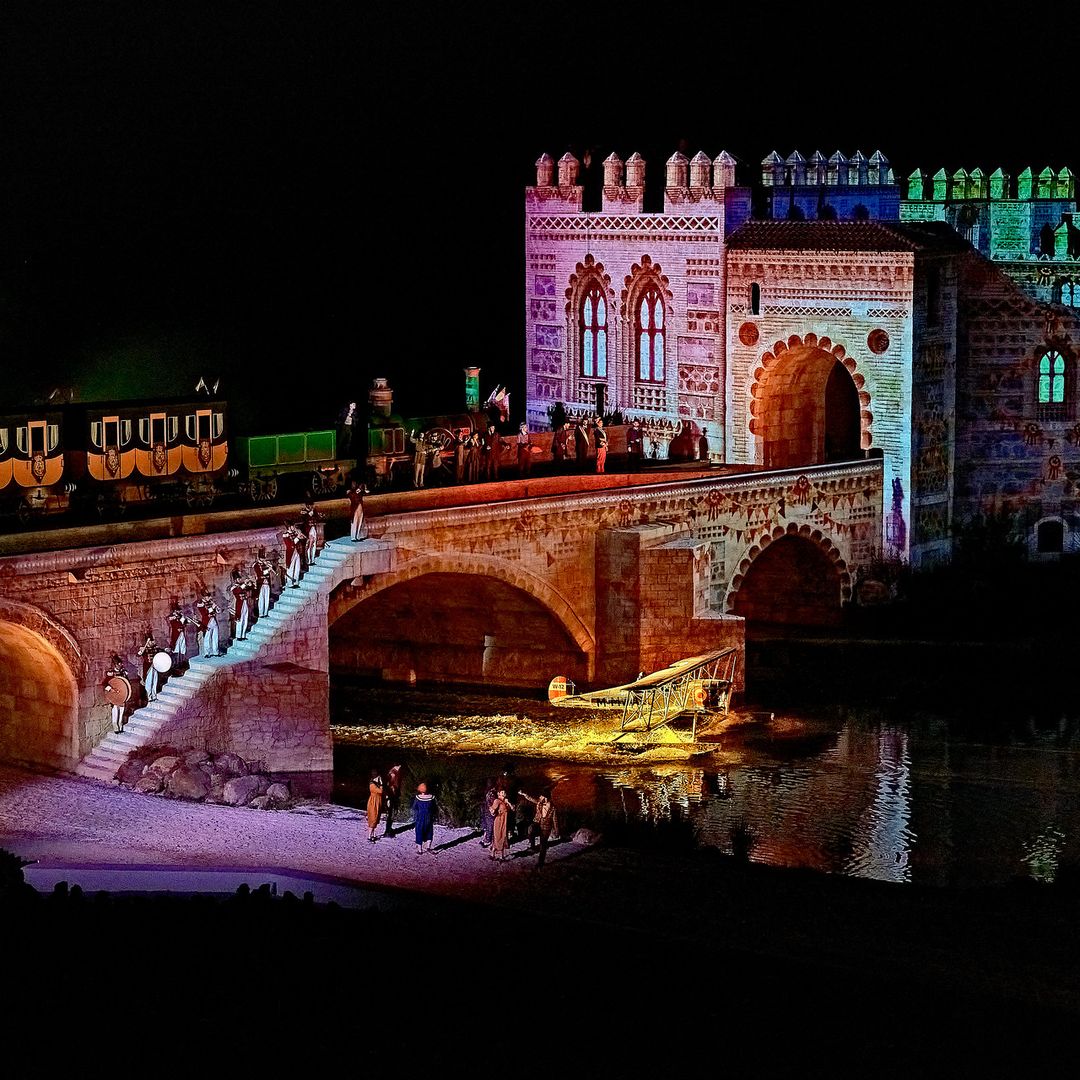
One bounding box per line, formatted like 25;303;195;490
761;149;894;188
906;166;1075;201
527;148;741;215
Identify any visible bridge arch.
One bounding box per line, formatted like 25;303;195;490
748;333;872;468
724;524;852;627
329;552;596;686
0;598;82;769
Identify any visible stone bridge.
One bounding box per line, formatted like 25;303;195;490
0;459;882;776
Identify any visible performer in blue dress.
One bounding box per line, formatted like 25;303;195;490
413;782;436;854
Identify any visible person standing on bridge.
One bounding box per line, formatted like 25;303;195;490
454;432;467;484
167;599;189;671
410;430;428;489
516;421;534;479
552;421;570;471
574;420;590;472
136;629;161;703
197;587;220;658
481;423;501;482
627;419;644;470
347;478;367;541
594;417;608;474
466;431;481;484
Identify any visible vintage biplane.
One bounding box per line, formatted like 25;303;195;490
547;648;738;746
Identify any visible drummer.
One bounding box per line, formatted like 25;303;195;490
102;653;128;734
137;629;162;703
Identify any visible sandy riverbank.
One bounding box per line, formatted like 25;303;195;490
2;762;1078;1064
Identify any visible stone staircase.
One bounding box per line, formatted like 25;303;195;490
76;541;355;782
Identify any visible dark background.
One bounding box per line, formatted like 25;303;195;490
0;3;1064;434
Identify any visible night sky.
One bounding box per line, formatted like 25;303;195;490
0;5;1066;435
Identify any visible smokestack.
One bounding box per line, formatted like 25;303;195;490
369;377;393;417
464;366;481;411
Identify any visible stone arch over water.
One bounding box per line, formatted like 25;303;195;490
725;528;850;628
328;553;595;687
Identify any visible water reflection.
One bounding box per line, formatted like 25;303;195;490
331;683;1080;888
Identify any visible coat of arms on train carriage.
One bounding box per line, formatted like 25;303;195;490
197;438;211;469
31;452;45;482
105;446;120;476
152;443;167;473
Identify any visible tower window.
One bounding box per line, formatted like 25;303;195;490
636;287;665;382
1038;349;1065;404
750;282;761;316
580;285;607;378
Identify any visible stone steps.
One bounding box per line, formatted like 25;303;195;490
75;538;366;783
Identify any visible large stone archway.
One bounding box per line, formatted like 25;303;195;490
329;554;595;688
0;615;80;770
748;333;871;469
726;527;851;628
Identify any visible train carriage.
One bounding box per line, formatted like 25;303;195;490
0;409;69;518
83;398;229;511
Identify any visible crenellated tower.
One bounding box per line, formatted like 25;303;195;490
761;149;899;222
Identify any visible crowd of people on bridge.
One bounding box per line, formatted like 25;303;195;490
407;414;712;489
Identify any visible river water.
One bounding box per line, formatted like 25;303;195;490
329;675;1080;888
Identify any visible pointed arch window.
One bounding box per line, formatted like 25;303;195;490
580;285;607;378
1039;349;1065;404
636;287;665;382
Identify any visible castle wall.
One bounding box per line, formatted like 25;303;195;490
955;256;1080;553
726;248;915;558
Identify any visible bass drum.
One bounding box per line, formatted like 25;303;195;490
102;675;132;705
152;650;173;674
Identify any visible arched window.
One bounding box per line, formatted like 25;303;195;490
1040;223;1056;257
1038;519;1064;553
580;285;607;378
750;282;761;316
1059;280;1080;307
636;287;665;382
1039;350;1065;404
852;204;870;221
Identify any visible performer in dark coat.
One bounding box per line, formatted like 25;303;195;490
627;419;644;470
479;777;497;848
413;782;437;854
384;763;403;837
481;424;501;481
574;421;590;471
552;422;570;470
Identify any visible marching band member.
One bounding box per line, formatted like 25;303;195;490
196;587;220;658
348;478;366;541
229;569;251;643
254;552;271;618
301;498;321;563
282;523;301;588
102;653;128;734
137;629;161;703
167;599;189;670
293;523;308;580
516;420;533;478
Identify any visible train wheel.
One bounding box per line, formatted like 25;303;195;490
265;477;279;502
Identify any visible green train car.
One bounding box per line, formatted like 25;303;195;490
234;428;350;502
